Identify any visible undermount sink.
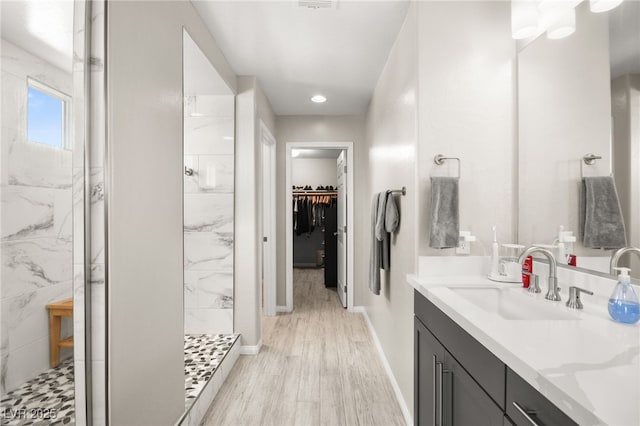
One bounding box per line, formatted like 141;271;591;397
450;287;580;320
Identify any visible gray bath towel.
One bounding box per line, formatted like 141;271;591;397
580;176;627;249
376;192;391;270
369;193;382;295
429;177;459;249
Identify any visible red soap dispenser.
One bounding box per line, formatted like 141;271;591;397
522;255;533;288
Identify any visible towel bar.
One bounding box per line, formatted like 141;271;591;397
434;154;461;178
390;187;406;196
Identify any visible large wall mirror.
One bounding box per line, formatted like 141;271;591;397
1;0;90;423
518;1;640;276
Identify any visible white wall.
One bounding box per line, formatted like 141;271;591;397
275;115;365;307
518;3;610;253
292;158;338;188
106;1;237;423
358;2;516;419
359;3;417;419
417;1;516;256
0;40;74;393
184;95;235;334
234;76;276;347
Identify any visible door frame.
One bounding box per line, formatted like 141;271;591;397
285;141;355;312
260;120;277;316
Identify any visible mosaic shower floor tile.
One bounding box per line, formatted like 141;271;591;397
0;358;75;426
184;334;239;406
1;334;239;424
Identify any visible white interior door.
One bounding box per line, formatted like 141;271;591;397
337;151;347;308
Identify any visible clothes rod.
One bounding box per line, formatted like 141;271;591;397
293;191;338;195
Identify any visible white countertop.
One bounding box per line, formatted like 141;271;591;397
407;259;640;426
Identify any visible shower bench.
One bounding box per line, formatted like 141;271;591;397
45;297;73;367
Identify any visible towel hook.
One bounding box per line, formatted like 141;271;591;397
434;154;461;178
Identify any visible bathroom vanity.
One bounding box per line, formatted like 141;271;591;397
408;257;640;426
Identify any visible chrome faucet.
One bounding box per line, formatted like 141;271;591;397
610;247;640;275
518;246;561;301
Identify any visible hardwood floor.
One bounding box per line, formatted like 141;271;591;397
201;268;406;426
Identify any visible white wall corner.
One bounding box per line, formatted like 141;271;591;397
239;339;262;355
360;309;413;426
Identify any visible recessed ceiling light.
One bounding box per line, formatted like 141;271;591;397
311;95;327;103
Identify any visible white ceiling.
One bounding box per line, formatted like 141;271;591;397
184;30;234;96
192;0;410;115
0;0;74;73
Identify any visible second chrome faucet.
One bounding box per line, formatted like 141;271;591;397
518;246;561;302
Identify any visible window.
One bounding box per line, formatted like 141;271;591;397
27;79;70;149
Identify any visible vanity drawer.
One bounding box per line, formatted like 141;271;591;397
415;290;506;409
506;367;578;426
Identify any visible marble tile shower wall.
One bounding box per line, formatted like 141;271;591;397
0;40;74;394
184;95;235;334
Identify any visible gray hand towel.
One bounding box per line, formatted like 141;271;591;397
369;193;382;295
385;192;400;233
429;177;459;249
580;176;627;249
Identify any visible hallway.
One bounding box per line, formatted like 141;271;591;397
202;268;406;425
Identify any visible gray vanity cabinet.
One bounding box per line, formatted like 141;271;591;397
414;317;445;426
414;315;503;426
506;368;578;426
414;290;578;426
444;353;504;425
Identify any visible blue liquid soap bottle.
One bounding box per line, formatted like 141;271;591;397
608;267;640;324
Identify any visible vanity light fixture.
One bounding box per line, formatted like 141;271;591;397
589;0;624;12
511;0;623;40
511;0;539;39
311;94;327;103
546;7;576;39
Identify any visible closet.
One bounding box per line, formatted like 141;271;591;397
293;188;338;287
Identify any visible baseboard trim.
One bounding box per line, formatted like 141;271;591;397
276;305;290;313
239;339;262;355
359;307;413;426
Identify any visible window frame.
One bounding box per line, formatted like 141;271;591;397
26;77;72;150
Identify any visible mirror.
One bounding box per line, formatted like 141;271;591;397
1;0;88;423
517;1;640;276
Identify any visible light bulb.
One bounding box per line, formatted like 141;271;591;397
589;0;623;12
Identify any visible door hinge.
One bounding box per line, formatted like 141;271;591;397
343;165;347;173
263;236;268;242
343;225;347;233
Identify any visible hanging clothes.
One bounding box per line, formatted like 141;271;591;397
292;190;338;235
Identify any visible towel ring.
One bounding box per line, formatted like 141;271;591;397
580;153;603;178
434;154;461;178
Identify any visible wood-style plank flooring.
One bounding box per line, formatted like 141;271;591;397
201;268;406;426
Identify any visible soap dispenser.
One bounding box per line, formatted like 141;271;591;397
490;225;499;277
608;267;640;324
